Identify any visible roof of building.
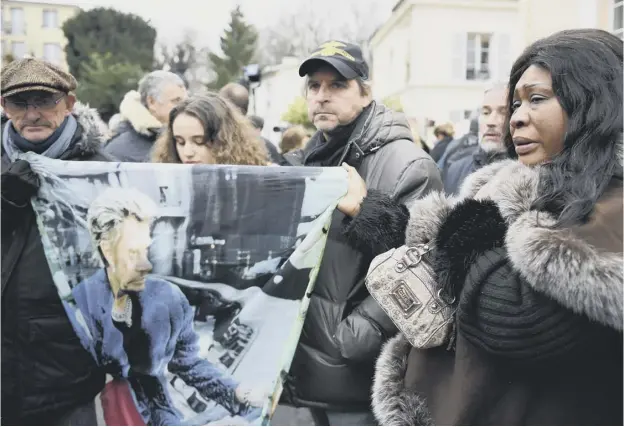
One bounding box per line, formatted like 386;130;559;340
4;0;81;8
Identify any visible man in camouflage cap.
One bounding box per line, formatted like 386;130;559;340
280;41;441;426
1;58;112;424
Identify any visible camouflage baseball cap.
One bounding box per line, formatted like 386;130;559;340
299;41;369;80
1;58;77;97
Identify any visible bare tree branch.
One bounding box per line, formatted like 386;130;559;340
155;30;201;87
255;0;390;66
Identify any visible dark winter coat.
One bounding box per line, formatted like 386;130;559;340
347;159;623;425
104;90;162;162
428;135;453;163
261;136;285;164
281;101;443;410
441;145;508;195
436;130;477;169
1;103;114;423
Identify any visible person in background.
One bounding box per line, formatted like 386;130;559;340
218;83;250;117
105;71;187;162
428;121;454;162
280;40;442;426
279;125;311;155
248;115;265;138
219;83;283;164
249;114;284;164
1;58;113;425
151;93;267;165
436;117;478;170
440;84;509;194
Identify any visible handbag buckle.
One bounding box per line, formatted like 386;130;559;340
396;244;430;272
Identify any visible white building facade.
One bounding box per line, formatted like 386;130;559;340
370;0;617;128
250;57;303;144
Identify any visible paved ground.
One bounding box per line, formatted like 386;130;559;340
270;405;315;426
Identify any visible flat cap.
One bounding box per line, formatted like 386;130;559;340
1;58;77;97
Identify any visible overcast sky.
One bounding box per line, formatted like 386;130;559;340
37;0;394;51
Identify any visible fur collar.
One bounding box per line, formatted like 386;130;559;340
372;334;433;426
406;159;622;330
117;90;162;137
505;190;623;331
72;102;109;154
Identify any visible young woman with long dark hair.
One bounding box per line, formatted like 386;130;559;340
151;93;268;165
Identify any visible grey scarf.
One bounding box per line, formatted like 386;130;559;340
2;115;78;162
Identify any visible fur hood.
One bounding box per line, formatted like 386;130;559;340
71;102;110;154
112;90;162;137
372;333;433;426
373;160;623;425
1;102;109;156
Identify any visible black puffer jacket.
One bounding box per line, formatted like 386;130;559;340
442;145;508;195
1;103;114;423
281;101;443;410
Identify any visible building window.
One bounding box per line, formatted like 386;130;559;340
614;0;623;39
43;10;59;28
43;43;62;64
10;8;25;35
12;41;26;59
466;33;491;81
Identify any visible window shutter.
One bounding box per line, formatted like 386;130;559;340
452;33;467;81
496;33;511;81
11;8;25;34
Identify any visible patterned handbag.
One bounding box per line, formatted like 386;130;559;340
365;244;457;349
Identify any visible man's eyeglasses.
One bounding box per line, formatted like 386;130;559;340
4;93;66;111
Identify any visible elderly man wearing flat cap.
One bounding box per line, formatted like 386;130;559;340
1;58;112;425
279;41;442;425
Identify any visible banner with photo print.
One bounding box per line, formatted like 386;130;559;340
23;153;347;426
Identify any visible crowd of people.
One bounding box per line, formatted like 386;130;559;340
1;27;622;426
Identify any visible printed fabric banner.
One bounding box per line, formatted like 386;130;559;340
23;153;347;426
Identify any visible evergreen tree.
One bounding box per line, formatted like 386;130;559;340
207;6;258;90
76;53;145;123
63;8;156;80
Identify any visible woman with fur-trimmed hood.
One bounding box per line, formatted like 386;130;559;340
151;93;268;166
339;29;623;425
